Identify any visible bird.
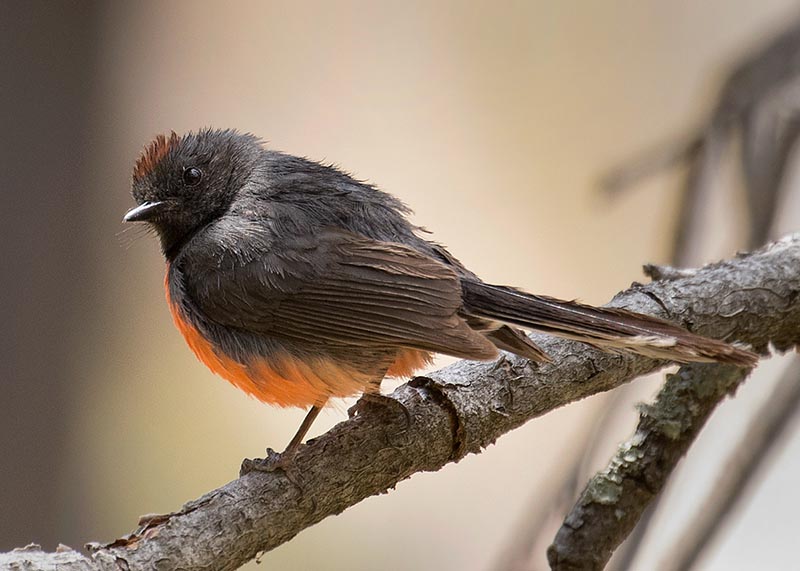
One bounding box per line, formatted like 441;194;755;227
124;128;757;466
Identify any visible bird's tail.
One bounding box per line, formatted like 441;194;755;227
462;281;757;367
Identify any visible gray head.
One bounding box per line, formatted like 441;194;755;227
125;129;263;258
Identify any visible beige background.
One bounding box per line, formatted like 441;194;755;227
6;2;800;569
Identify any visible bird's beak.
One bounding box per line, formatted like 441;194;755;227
123;201;165;222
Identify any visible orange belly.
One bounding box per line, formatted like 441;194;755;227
386;348;433;378
165;273;430;407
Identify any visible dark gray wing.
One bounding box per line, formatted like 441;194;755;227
184;230;498;360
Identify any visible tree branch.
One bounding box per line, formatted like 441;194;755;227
547;363;750;571
667;357;800;570
3;235;800;571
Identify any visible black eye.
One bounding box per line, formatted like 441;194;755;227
182;166;203;186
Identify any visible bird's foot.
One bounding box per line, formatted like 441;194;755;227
240;447;296;477
348;392;412;429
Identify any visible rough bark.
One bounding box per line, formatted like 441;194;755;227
667;358;800;571
2;235;799;571
547;363;750;571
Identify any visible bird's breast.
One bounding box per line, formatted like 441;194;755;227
163;269;386;407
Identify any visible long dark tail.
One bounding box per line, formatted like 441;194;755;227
462;281;757;367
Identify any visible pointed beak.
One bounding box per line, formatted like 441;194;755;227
123;201;165;222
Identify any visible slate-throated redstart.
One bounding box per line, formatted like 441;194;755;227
124;129;756;464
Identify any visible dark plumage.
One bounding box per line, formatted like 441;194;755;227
126;128;758;458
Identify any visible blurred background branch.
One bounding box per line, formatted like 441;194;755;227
602;15;800;252
493;14;800;570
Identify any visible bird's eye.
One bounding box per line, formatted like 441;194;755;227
182;166;203;186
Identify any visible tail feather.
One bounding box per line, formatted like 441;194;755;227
462;281;758;367
485;325;552;363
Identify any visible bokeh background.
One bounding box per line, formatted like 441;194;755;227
3;1;800;569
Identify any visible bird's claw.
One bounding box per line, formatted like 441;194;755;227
348;392;412;429
240;447;292;477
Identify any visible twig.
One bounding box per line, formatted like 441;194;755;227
601;18;800;198
599;135;702;196
2;235;800;571
741;101;800;247
547;363;751;571
666;357;800;570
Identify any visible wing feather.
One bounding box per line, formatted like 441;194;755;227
185;230;498;360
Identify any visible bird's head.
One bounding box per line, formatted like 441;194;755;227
125;128;263;258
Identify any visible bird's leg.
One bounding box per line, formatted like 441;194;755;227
284;404;324;453
240;402;325;476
